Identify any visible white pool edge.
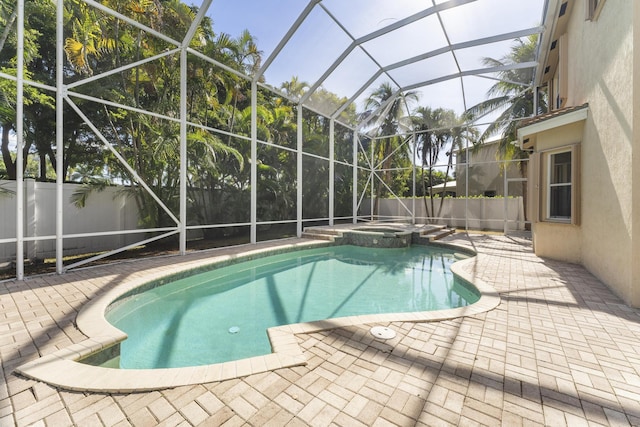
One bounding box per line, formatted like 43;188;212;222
15;238;500;392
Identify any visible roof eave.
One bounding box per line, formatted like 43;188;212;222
517;105;588;147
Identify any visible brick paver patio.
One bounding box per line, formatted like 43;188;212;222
1;233;640;426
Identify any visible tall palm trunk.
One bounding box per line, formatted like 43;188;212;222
1;124;15;179
421;165;431;222
436;151;455;222
0;7;17;53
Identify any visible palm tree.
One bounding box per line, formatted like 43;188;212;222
364;82;418;216
0;1;17;53
465;35;544;227
212;30;262;140
466;35;544;156
412;107;476;222
280;76;309;99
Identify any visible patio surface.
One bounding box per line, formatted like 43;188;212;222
1;233;640;426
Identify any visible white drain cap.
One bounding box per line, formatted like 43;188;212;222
370;326;396;340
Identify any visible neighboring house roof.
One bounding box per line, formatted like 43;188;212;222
430;181;456;194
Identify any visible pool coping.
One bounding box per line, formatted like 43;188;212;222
15;236;500;392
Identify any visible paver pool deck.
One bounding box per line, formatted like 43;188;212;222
1;232;640;426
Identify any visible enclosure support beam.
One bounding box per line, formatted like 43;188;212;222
55;0;64;274
403;62;538;92
15;0;25;280
465;134;470;231
504;164;509;235
412;134;416;225
179;48;187;255
297;106;303;237
329;119;335;226
83;0;180;48
308;0;479;106
250;81;258;243
257;0;320;81
370;134;375;221
67;99;180;226
352;133;358;224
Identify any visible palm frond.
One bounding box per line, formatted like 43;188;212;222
69;179;110;208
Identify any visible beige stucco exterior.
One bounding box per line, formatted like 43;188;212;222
520;0;639;306
633;2;640;310
526;122;584;264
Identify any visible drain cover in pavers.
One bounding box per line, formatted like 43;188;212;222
370;326;396;340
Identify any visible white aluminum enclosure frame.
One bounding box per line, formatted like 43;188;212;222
0;0;551;279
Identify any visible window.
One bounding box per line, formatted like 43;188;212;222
539;144;580;225
548;151;572;219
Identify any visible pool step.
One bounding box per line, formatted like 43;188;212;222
413;225;455;243
301;226;344;242
425;227;455;241
300;231;336;242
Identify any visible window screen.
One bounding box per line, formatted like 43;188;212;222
549;151;572;219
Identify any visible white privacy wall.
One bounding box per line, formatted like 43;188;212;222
0;180;139;262
362;197;526;231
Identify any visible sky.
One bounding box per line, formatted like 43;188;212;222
203;0;547;118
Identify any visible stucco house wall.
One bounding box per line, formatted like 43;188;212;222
529;122;584;264
633;2;640;309
523;0;639;306
567;0;636;306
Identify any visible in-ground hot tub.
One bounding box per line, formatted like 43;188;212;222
341;226;413;248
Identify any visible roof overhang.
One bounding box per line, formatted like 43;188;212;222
517;103;588;149
430;181;457;194
535;0;574;87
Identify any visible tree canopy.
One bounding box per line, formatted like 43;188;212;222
0;0;485;232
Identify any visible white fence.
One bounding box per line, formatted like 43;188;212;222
0;180;140;262
362;197;526;231
0;180;526;264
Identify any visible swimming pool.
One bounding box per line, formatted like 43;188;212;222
16;233;500;391
106;244;479;369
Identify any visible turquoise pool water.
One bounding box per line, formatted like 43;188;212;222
106;245;479;369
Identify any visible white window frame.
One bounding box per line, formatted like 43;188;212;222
546;149;572;222
587;0;606;21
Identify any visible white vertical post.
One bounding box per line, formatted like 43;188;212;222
296;105;303;237
412;134;416;225
179;48;187;254
329;119;335;225
370;137;375;221
55;0;64;274
503;161;509;235
25;179;36;260
352;132;358;224
465;132;470;231
250;81;257;243
15;0;25;280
